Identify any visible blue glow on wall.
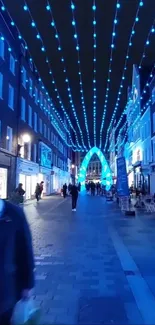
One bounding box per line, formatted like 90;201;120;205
78;147;113;191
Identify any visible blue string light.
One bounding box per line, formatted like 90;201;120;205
110;20;155;144
104;0;145;152
21;0;83;150
45;0;88;150
99;0;121;149
70;1;91;149
92;0;97;147
0;0;79;150
109;66;155;153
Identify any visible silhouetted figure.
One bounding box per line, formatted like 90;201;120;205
35;183;40;202
63;183;67;198
71;184;79;211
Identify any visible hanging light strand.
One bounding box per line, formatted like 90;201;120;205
45;0;87;150
99;0;121;149
22;0;83;150
104;0;145;152
70;1;91;149
92;0;97;147
108;17;155;149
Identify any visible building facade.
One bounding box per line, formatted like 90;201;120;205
0;11;71;199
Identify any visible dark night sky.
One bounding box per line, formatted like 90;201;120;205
3;0;155;150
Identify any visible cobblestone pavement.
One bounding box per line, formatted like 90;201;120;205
24;194;155;324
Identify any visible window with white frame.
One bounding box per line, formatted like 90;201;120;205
8;84;14;110
33;144;37;163
40;91;43;108
21;97;26;121
48;128;50;141
34;112;37;132
48;105;50;120
6;126;13;152
44;98;47;115
21;67;26;88
0;39;4;59
152;87;155;104
28;105;32;127
10;54;15;75
39;118;42;134
153;112;155;133
0;72;3;99
29;78;33;97
35;87;38;104
44;123;47;138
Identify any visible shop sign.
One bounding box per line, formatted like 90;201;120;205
117;157;129;196
39;166;51;175
17;158;39;174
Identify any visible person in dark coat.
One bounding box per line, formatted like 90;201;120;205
71;184;79;211
35;183;40;202
0;199;35;325
15;183;25;203
63;183;67;198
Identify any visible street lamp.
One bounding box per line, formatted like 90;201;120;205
72;164;75;169
22;133;31;143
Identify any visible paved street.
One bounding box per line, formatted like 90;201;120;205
24;194;155;325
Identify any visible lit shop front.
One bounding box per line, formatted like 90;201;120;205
0;150;16;199
0;167;8;199
16;158;39;200
38;142;52;195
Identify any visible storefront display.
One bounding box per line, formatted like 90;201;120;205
16;158;39;200
0;168;8;199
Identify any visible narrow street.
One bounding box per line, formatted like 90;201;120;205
24;194;155;325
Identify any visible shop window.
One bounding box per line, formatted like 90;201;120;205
0;39;4;59
28;105;32;127
0;72;3;99
0;168;7;199
29;78;33;97
6;126;13;152
21;97;26;121
34;112;37;132
21;66;26;88
8;84;14;110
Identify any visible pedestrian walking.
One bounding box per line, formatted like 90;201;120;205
63;183;67;198
15;183;25;203
71;184;79;211
78;182;81;192
35;183;40;202
0;199;35;325
39;181;44;199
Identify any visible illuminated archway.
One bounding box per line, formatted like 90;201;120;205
78;146;112;191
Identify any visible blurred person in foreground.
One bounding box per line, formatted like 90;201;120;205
0;199;35;325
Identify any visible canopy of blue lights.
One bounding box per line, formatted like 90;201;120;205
1;0;155;152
